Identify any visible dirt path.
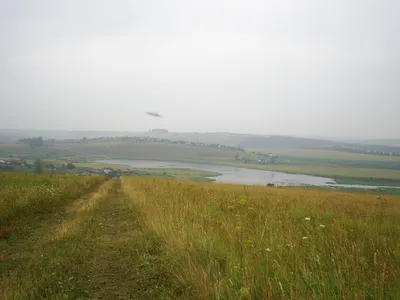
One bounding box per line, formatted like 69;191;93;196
1;180;183;300
83;180;182;299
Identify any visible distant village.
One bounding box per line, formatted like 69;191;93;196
57;135;280;165
52;134;245;152
0;158;139;178
0;158;35;171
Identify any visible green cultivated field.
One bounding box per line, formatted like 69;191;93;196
249;148;400;162
52;141;239;163
1;172;399;299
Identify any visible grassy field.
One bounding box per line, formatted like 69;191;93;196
0;143;74;159
1;173;399;299
234;163;400;181
42;160;220;182
3;141;400;186
250;148;400;162
0;172;106;234
52;141;240;163
126;168;220;182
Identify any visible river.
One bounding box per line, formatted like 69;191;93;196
97;159;399;190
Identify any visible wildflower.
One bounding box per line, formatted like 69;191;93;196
319;224;325;228
305;217;311;221
245;240;254;248
302;236;308;240
239;287;250;297
265;247;271;252
238;199;246;205
235;226;242;231
285;243;295;248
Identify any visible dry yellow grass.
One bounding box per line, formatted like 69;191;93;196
122;177;400;299
2;172;399;299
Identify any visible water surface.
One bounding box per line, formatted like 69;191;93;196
98;159;399;190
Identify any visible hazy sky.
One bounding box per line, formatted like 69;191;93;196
1;0;399;138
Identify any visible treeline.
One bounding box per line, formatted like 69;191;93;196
331;147;400;157
18;137;44;148
50;135;245;151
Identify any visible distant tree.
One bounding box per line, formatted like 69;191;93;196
66;162;75;169
269;156;278;164
35;159;43;174
234;152;240;160
19;137;43;148
241;157;250;163
107;170;120;179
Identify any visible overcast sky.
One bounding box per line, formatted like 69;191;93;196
1;0;399;138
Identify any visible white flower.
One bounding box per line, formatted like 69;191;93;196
305;217;311;221
265;248;271;252
302;236;308;240
319;224;325;228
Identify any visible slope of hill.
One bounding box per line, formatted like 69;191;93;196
3;129;400;154
344;139;400;147
1;173;399;299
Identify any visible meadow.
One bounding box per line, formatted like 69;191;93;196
1;172;399;299
0;172;105;235
249;148;400;162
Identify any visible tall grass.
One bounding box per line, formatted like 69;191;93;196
1;180;114;300
0;172;106;237
122;177;400;299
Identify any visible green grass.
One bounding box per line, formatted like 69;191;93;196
122;177;400;299
126;168;220;182
53;140;240;163
1;173;399;299
249;148;400;162
48;160;221;182
333;176;400;187
237;163;400;181
0;172;106;230
0;176;185;299
0;143;73;159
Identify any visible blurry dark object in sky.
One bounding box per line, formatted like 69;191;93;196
146;112;162;118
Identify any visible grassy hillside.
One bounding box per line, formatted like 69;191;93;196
0;143;74;159
52;141;241;163
345;139;400;147
144;132;400;153
4;129;400;152
1;173;399;299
